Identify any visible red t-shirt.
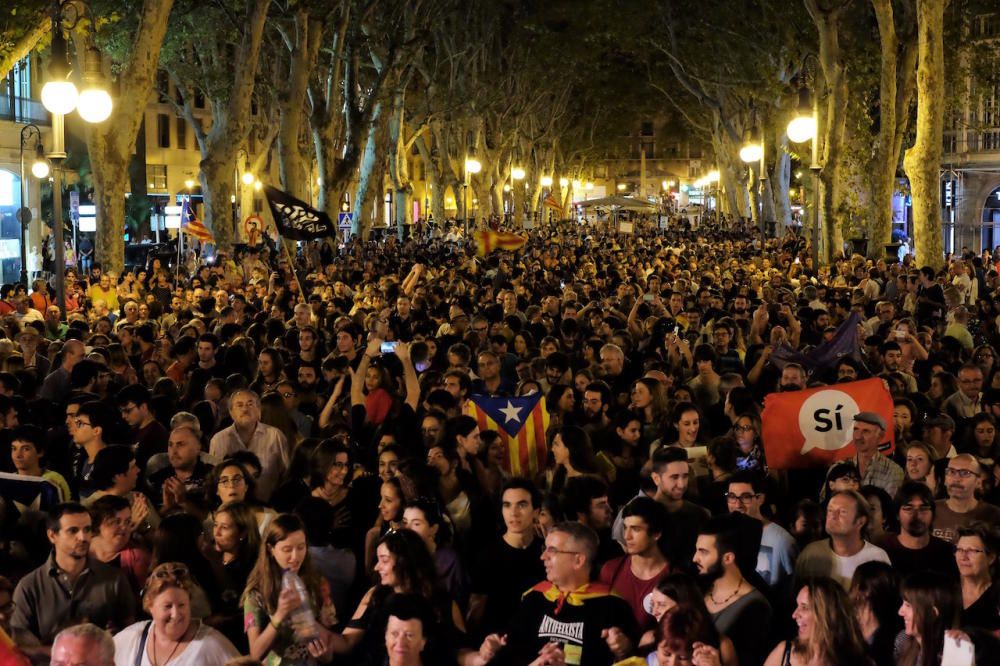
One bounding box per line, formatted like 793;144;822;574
598;555;670;632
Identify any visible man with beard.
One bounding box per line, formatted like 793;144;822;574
478;522;636;665
932;454;1000;543
878;341;918;393
12;503;136;649
580;381;613;435
882;482;957;578
693;514;772;666
777;362;807;392
147;424;214;512
295;362;324;420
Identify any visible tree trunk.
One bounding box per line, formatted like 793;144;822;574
354;102;383;237
772;132;793;230
87;0;175;274
415;134;445;224
904;0;947;269
277;11;322;202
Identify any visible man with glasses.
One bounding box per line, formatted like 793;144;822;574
882;482;958;578
943;362;984;429
726;471;796;589
477;522;636;666
11;503;135;651
70;402;114;500
277;379;313;438
116;385;168;475
209;389;289;502
932;454;1000;544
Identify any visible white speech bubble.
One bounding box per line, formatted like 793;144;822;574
797;389;861;454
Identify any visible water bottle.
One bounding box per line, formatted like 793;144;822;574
281;569;320;642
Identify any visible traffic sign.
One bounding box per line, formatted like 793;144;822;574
338;212;353;229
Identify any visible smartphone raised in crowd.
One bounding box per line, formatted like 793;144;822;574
380;341;399;354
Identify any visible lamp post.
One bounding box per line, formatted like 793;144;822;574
740;129;766;240
40;0;112;320
19;125;50;285
787;81;820;267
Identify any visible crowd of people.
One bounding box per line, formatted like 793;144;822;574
1;216;1000;666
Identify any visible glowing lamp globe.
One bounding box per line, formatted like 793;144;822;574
540;176;553;187
41;80;79;115
32;160;50;179
559;178;569;188
739;143;763;163
511;167;526;181
787;116;817;143
77;87;113;123
465;158;482;174
242;172;255;185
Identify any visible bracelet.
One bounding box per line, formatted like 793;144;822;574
270;617;282;630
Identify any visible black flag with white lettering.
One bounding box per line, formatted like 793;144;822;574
263;186;337;240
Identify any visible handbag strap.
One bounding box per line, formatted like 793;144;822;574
135;621;152;666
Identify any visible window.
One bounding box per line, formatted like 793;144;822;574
640;121;654;137
156;71;170;104
157;114;170;148
147;165;167;190
176;117;187;150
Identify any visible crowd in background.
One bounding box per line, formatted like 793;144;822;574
2;217;1000;665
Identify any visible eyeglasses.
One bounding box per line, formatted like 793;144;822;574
955;547;988;557
152;565;190;579
543;546;582;557
733;424;755;433
218;474;246;487
279;391;297;399
945;468;979;479
74;419;92;429
473;327;488;333
725;492;759;504
120;405;138;415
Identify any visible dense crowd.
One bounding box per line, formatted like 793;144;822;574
2;216;1000;666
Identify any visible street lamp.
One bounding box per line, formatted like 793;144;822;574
787;77;821;266
19;125;49;285
511;167;526;181
540;176;553;188
40;0;113;320
559;178;569;188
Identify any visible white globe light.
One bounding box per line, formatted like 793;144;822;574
32;160;50;179
540;176;553;187
77;87;113;123
242;172;255;185
511;167;526;180
503;184;511;192
787;115;817;143
41;80;79;115
465;158;482;174
707;170;720;182
559;178;569;188
585;182;594;191
739;143;763;163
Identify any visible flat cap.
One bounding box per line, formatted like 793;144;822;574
853;411;886;430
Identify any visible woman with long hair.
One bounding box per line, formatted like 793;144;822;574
544;383;577;434
895;571;961;666
968;413;1000;462
364;477;404;572
402;497;468;610
630;377;669;441
731;412;767;473
662;401;702;453
308;439;353;535
243;513;338;663
849;561;901;666
328;529;467;664
902;441;942;497
547;424;599;495
764;577;872;666
204;501;261;651
928;371;959;410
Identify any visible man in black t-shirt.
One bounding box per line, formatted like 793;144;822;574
479;522;637;666
468;478;545;640
883;482;958;579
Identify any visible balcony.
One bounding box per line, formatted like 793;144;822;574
0;95;50;126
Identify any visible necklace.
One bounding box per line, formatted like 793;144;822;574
150;624;184;666
709;576;744;606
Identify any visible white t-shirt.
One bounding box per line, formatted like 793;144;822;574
113;621;238;666
794;539;891;590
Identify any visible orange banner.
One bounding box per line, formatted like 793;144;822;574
761;378;895;470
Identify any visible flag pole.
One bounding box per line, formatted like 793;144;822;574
277;233;306;302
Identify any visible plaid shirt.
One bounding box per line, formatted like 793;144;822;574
856;452;904;496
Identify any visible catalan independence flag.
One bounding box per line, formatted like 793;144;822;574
474;229;527;256
465;393;549;476
542;192;563;213
181;197;214;243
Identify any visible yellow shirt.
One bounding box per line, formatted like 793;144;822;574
88;285;119;311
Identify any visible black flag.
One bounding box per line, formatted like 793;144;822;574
263;186;337;240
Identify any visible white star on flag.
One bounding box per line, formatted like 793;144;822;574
499;401;523;424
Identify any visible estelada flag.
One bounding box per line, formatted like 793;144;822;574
542;192;563;213
181;197;213;243
761;378;895;470
474;229;527;256
465;393;549;475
